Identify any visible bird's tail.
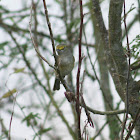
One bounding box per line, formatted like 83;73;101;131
53;78;60;90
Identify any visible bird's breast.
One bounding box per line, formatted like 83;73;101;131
58;55;74;76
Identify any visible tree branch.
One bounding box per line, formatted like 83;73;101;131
75;0;83;139
42;0;71;91
125;108;140;140
29;4;55;70
121;1;131;139
8;30;76;139
91;0;125;101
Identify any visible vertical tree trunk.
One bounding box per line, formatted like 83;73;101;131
88;2;120;139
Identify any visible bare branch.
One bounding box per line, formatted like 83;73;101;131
29;3;55;70
121;1;131;138
84;106;126;116
125;108;140;140
75;0;84;139
92;121;108;139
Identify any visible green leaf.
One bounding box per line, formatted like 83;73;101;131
21;44;28;52
38;128;52;135
0;88;17;100
13;67;25;73
0;41;9;50
130;34;140;59
55;35;63;43
22;113;41;127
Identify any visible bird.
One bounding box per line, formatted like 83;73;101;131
53;44;75;90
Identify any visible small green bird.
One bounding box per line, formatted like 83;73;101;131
53;44;75;90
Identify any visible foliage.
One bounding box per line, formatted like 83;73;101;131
22;113;41;127
130;34;140;59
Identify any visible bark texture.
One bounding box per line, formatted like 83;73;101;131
92;0;140;139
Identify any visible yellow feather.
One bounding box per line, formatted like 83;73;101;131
56;45;66;50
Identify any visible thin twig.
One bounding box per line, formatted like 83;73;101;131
79;71;94;127
29;3;55;70
16;101;40;140
84;106;126;115
121;1;131;139
81;97;94;127
80;70;86;94
4;75;18;140
138;0;140;22
7;29;76;139
8;92;18;140
0;117;8;138
81;120;88;138
125;108;140;140
29;1;76;138
92;121;108;140
124;0;131;115
42;0;56;60
76;0;83;139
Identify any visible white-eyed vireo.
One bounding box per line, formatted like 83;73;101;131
53;44;75;90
